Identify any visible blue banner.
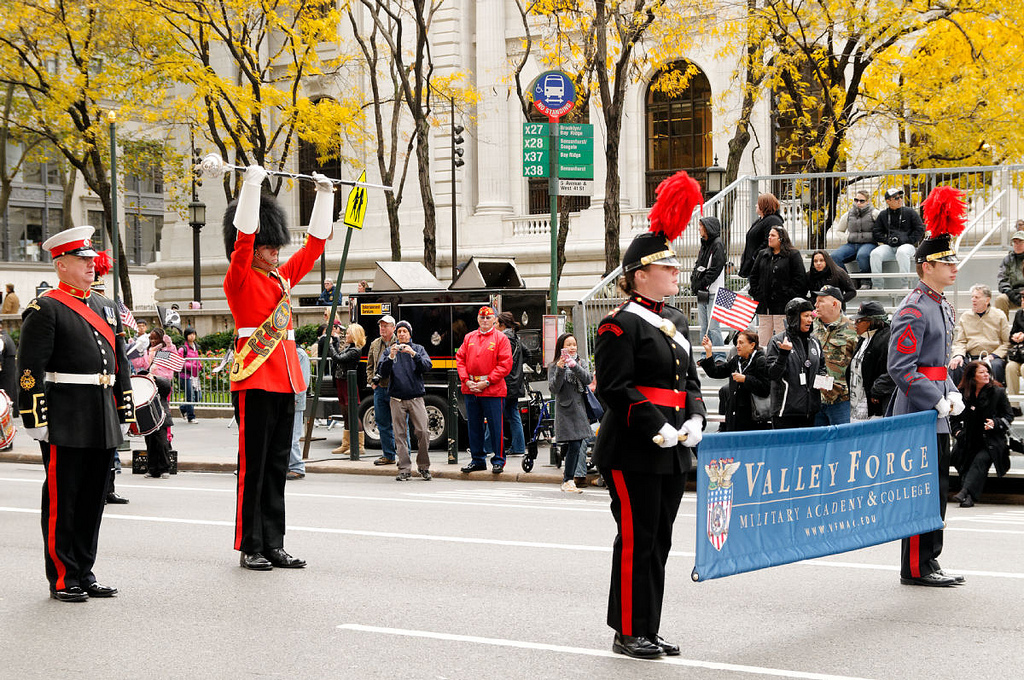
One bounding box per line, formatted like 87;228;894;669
693;412;943;581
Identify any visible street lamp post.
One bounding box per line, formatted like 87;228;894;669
188;199;206;306
705;155;726;196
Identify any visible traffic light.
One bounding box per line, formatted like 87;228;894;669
192;147;204;188
452;124;465;168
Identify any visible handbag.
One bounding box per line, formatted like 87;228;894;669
1008;343;1024;364
583;387;604;424
751;392;772;423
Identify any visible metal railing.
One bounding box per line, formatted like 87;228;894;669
575;164;1024;360
167;355;334;410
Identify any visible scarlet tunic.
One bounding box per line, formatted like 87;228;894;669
224;231;326;393
455;328;513;398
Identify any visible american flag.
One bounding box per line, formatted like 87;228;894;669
710;287;758;331
152;350;185;373
117;300;138;332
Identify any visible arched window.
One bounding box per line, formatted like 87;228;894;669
298;99;343;226
645;61;712;206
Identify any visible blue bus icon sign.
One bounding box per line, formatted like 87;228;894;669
532;71;575;119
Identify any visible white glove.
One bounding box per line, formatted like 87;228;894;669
25;426;48;442
680;416;704;448
120;423;131;437
935;398;951;419
233;165;269;235
948;392;965;416
653;422;679;448
307;172;336;240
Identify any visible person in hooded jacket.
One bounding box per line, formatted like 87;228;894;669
691;215;726;360
749;226;809;347
699;330;771;431
847;301;896;422
739;193;784;279
765;297;822;429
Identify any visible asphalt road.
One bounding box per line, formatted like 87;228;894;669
1;462;1022;679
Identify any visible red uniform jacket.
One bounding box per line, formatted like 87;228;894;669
224;231;326;394
456;328;513;397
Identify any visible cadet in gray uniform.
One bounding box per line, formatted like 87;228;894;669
887;186;969;588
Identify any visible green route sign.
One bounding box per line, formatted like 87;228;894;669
522;123;594;179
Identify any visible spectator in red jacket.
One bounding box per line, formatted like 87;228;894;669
456;305;513;474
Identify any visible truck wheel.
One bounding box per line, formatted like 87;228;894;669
419;394;450;450
358;396;381;449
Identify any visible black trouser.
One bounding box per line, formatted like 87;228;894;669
40;442;114;592
601;467;685;638
962;447;994;500
902;433;950;578
144;425;172;476
773;414;815;429
232;390;295;554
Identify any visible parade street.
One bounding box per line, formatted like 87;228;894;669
1;461;1022;680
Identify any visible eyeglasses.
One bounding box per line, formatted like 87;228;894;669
886;195;902;201
853;198;867;204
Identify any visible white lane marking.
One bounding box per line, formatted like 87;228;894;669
336;624;876;680
3;506;1023;579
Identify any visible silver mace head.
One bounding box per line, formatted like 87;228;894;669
195;153;229;179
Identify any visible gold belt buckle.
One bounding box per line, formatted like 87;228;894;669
98;373;114;387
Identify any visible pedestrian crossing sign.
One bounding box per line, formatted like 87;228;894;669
344;171;368;229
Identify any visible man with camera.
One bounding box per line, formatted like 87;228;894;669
366;315;399;465
870;187;925;290
377;320;433;481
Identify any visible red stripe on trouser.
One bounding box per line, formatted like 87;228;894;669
611;469;634;636
46;445;67;590
234;391;247;551
909;534;920;577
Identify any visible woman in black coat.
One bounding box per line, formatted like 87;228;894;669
847;302;895;422
699;330;771;431
951;360;1014;507
739;192;784;279
749;226;809;347
808;250;856;304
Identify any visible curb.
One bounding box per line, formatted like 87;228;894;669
0;450;577;486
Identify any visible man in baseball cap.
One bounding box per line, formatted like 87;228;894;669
813;285;858;426
456;305;513;474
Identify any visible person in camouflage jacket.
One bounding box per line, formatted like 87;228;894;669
812;285;858;425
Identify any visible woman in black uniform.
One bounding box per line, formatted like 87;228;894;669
594;172;706;659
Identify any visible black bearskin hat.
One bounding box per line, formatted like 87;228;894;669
222;193;291;261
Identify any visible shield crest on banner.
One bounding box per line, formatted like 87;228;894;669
705;458;741;551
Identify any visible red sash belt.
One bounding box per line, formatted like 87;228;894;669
637;385;687;408
919;366;947;381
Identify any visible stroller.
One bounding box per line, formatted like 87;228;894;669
521;389;596;475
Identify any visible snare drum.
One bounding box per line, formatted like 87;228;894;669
129;374;167;436
0;390;15;449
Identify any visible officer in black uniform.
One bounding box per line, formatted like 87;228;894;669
593;175;706;658
17;226;135;602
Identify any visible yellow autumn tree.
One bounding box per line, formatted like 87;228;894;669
144;0;364;205
0;0;182;306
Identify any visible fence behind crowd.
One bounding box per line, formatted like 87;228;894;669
168;355;334;411
575;163;1024;361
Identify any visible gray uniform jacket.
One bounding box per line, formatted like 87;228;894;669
887;282;959;434
548;358;593;442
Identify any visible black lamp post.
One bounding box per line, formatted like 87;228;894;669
188;198;206;306
705;155;726;197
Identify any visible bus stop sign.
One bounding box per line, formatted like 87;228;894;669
532;71;575;119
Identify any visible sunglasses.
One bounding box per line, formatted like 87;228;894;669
853;198;867;204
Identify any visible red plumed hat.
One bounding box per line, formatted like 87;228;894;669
648;171;704;241
922;185;967;238
93;250;113;277
915;186;966;264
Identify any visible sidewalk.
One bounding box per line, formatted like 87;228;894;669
0;415;570;485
